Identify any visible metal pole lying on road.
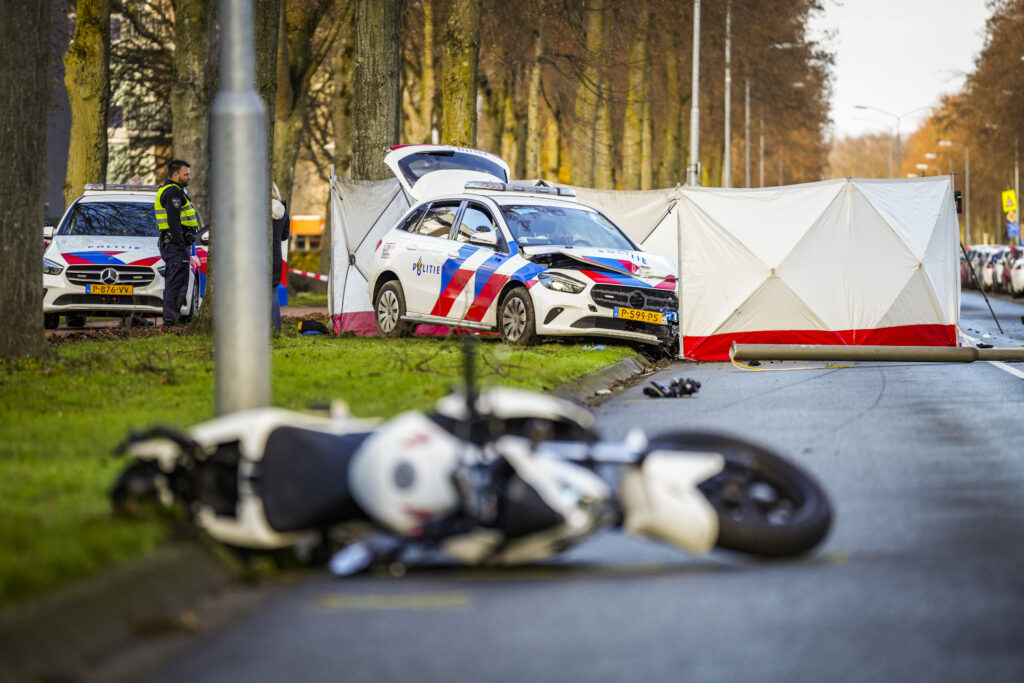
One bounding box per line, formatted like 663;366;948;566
731;343;1024;363
212;0;271;415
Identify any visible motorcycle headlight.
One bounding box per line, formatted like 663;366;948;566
43;258;63;276
538;272;585;294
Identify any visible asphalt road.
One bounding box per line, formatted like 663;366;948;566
119;291;1024;682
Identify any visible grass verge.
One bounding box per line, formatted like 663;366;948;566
0;327;633;608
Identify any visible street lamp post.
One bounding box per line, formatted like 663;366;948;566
686;0;701;186
938;140;971;244
853;105;931;177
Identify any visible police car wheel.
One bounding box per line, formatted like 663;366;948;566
375;282;413;338
180;285;199;323
499;288;538;346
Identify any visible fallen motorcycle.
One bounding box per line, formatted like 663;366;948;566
111;355;832;574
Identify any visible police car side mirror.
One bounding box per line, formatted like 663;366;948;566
43;225;54;240
198;227;210;245
469;228;497;247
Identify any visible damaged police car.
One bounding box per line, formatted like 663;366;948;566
370;146;678;348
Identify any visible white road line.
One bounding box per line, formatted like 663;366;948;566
988;361;1024;380
958;329;1024;381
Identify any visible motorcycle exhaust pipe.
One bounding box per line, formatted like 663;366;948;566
730;343;1024;363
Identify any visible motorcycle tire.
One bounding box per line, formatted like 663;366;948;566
646;432;832;558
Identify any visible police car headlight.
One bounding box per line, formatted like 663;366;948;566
538;272;585;294
43;258;63;276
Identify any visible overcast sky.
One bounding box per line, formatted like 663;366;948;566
808;0;992;139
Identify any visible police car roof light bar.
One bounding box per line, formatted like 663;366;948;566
84;183;162;192
464;181;576;198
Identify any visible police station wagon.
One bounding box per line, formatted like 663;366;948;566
369;147;679;348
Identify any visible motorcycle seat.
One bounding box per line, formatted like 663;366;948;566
259;426;372;532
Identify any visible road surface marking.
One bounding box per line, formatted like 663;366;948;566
315;590;471;611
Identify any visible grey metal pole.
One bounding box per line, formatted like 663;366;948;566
731;343;1024;363
686;0;701;186
895;118;902;177
212;0;271;415
759;113;765;187
1015;138;1019;246
744;79;750;188
723;0;731;188
965;145;971;244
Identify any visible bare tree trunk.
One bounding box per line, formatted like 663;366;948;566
172;0;216;218
500;74;519;175
63;0;110;208
440;0;480;146
541;100;561;182
352;0;401;180
194;0;278;335
640;54;653;190
479;70;504;155
621;10;648;191
324;14;355;278
593;68;614;190
273;0;340;203
571;1;599;186
0;0;49;358
525;27;543;179
657;30;681;188
254;0;281;163
420;0;435;142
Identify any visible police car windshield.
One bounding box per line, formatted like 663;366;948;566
500;205;636;250
397;151;508;185
60;201;159;237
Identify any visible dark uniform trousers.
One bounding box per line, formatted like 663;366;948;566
160;241;191;325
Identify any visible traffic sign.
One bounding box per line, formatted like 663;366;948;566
1002;189;1018;213
1008;210;1018;223
1008;220;1020;238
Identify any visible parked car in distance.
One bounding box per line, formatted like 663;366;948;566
42;183;208;329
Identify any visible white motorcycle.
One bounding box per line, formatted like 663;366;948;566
112;354;832;574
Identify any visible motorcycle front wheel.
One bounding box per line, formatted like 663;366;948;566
647;432;832;558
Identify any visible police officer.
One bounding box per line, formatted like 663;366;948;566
155;159;198;327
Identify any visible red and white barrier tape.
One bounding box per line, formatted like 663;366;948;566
289;268;329;282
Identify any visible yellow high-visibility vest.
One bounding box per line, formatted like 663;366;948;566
155;182;198;232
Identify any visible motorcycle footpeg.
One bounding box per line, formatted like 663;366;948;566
328;535;406;577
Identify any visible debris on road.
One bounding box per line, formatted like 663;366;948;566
643;377;701;398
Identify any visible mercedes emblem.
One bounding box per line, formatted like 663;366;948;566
100;268;119;285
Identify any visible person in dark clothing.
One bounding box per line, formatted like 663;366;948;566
155;160;198;327
271;183;290;333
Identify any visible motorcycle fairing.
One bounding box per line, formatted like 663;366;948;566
348;411;463;536
620;451;724;555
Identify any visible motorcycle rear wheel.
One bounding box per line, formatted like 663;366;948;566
647;432;832;557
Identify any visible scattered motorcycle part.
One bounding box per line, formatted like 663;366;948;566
643;377;701;398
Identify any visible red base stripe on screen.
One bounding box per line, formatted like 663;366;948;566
682;324;958;361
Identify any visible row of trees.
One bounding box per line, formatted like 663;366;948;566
69;0;833;204
1;0;833;359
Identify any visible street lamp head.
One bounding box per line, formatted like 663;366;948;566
925;153;937;160
938;140;952;147
915;164;929;170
